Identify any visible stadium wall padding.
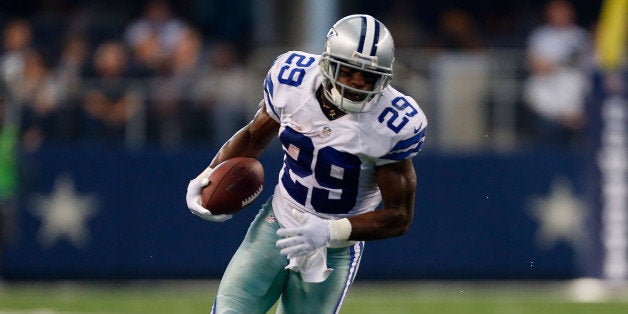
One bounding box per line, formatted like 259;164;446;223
1;143;585;280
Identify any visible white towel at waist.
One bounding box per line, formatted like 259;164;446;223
285;248;333;283
273;186;361;282
272;193;333;283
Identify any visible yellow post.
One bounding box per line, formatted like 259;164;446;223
596;0;628;70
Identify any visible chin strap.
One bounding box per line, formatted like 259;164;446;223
330;87;365;112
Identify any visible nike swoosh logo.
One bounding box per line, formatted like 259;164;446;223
413;123;423;134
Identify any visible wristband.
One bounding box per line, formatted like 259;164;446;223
329;218;352;241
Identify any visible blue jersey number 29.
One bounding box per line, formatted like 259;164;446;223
279;127;361;214
378;97;418;133
278;53;315;87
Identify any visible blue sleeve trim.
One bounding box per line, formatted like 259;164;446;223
264;73;274;97
263;74;279;119
390;128;426;151
382;127;426;161
381;143;423;161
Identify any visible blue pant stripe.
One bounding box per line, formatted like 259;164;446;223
333;241;364;314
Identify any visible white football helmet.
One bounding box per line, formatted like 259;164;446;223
320;14;394;112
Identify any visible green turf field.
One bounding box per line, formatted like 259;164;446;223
0;280;626;313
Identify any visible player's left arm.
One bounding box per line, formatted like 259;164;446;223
276;158;417;258
347;158;416;240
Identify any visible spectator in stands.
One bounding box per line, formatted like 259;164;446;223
0;19;64;150
15;50;60;151
148;26;207;146
0;19;34;104
55;35;90;105
82;41;143;145
191;41;253;142
523;0;591;149
123;0;187;75
52;35;91;141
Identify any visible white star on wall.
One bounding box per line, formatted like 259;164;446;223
29;174;99;249
527;176;586;250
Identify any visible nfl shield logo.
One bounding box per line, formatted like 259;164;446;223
321;125;332;137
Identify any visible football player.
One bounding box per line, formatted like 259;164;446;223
186;14;427;313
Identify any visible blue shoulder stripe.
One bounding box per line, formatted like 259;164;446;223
382;127;426;161
263;74;279;118
390;128;426;151
381;142;423;161
264;73;274;97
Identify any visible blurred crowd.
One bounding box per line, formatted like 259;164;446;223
376;0;596;150
0;0;255;150
0;0;601;151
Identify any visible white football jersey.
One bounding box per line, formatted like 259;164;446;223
263;51;427;230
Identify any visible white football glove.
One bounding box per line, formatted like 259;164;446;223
276;210;352;258
185;167;232;222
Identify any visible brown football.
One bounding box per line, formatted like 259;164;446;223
201;157;264;215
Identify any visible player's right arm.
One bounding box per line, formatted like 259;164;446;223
209;101;280;167
186;50;295;221
186;101;279;222
207;51;308;164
